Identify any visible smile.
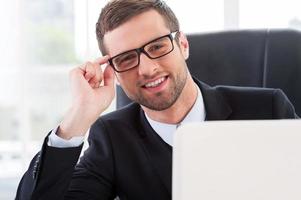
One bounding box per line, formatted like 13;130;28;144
144;76;167;88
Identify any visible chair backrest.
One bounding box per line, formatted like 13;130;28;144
116;29;301;116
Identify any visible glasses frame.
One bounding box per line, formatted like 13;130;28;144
108;31;179;73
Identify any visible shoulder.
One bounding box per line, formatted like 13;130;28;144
213;85;297;119
214;85;287;106
195;78;284;104
88;102;142;139
213;85;289;103
99;102;141;122
215;85;278;95
214;85;293;106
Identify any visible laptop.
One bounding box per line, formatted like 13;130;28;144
173;120;301;200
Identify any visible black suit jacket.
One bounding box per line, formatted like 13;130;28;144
16;80;298;200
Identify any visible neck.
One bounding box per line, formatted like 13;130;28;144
142;75;198;124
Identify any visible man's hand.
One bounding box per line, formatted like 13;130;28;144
58;55;115;140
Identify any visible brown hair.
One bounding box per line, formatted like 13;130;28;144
96;0;180;55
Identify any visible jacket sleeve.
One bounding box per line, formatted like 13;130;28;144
272;89;299;119
15;132;83;200
64;119;117;200
15;119;116;200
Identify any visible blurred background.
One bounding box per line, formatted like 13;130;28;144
0;0;301;199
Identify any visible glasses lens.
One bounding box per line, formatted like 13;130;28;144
145;36;173;58
112;50;139;72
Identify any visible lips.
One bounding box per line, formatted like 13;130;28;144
140;76;168;93
144;76;166;88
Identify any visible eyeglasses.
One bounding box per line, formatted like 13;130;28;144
108;31;179;73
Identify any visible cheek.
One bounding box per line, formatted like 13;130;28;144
167;49;186;67
117;74;137;93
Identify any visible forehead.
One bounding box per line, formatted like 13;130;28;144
103;9;170;56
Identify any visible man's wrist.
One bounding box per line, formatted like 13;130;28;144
58;106;96;139
48;127;85;148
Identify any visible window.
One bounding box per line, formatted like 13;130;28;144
0;0;82;198
240;0;301;30
166;0;224;33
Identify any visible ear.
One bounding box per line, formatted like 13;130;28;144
178;31;189;60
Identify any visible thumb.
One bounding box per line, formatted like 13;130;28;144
103;65;115;87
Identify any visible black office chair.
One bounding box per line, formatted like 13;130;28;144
116;29;301;116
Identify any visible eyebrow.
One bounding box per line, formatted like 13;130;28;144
110;32;171;58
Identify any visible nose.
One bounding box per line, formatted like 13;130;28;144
138;53;159;77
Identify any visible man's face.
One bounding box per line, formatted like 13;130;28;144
104;10;189;111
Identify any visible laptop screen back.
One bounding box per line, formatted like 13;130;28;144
173;120;301;200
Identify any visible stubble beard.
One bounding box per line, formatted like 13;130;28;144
133;69;187;111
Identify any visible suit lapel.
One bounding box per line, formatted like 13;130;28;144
194;78;233;120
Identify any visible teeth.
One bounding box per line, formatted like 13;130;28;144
145;77;166;88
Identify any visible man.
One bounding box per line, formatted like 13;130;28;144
16;0;298;199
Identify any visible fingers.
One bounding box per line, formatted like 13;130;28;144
94;55;110;65
83;62;95;81
103;65;115;87
78;55;111;88
87;61;103;88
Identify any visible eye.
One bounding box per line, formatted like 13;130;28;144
120;54;136;62
148;44;164;52
115;53;137;65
